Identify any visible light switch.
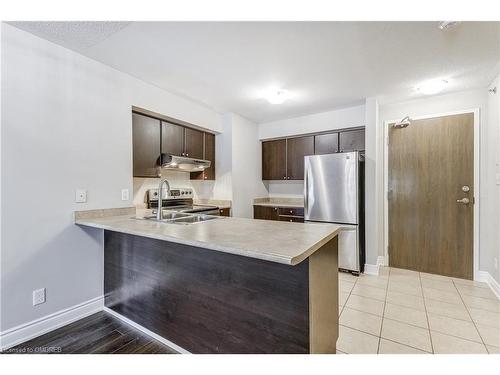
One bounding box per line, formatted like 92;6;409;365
496;173;500;186
75;189;87;203
121;188;130;201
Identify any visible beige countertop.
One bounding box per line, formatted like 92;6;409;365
253;202;304;208
75;210;341;265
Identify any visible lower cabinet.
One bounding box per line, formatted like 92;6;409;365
253;205;304;222
219;207;231;217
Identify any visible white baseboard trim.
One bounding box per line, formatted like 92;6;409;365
376;256;386;266
364;263;379;276
476;271;500;300
103;307;190;354
0;296;104;351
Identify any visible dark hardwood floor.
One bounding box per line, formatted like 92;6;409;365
4;311;178;354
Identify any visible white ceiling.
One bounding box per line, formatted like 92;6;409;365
9;21;500;123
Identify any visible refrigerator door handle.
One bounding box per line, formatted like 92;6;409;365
304;165;309;217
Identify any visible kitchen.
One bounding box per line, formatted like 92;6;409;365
1;13;500;368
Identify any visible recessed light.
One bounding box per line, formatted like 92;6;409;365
416;79;448;95
262;88;290;104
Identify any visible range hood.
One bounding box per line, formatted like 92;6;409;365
160;154;211;172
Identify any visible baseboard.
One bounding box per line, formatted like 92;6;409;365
103;307;190;354
376;256;386;266
0;296;104;351
476;271;500;300
364;263;379;276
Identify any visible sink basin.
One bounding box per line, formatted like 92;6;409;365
135;211;193;221
170;215;222;224
133;212;222;224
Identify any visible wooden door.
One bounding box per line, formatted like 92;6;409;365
132;113;161;177
262;139;287;180
287;136;314;180
339;129;365;152
388;113;474;279
161;121;184;156
184;128;204;159
314;133;339;155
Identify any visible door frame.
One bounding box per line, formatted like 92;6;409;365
383;108;480;280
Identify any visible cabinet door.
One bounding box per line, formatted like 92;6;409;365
184;128;204;159
262;139;286;180
161;121;185;156
132;113;161;177
339;129;365;152
253;205;280;220
219;208;231;217
191;132;216;180
314;133;339;154
286;136;314;180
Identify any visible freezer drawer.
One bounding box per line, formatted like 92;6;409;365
337;225;360;273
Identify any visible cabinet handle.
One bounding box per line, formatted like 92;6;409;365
204;176;207;180
283;176;286;180
287;176;290;180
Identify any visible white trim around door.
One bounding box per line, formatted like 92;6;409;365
383;109;481;280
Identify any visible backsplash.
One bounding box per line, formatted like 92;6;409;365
265;180;304;198
133;169;216;208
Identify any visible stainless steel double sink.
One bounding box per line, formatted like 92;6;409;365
135;211;222;225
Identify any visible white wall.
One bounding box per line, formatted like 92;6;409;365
488;75;500;284
230;114;268;218
259;105;366;140
0;23;223;332
259;105;367;197
379;88;498;281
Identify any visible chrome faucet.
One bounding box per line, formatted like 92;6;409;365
156;178;171;221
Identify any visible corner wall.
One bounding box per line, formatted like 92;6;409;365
0;23;223;333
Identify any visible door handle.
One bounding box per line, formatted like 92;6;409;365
456;198;470;204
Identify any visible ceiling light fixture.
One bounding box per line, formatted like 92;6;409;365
416;79;448;95
263;88;290;104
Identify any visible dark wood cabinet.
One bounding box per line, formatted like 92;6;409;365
262;139;287;180
185;127;204;159
253;205;304;223
286;136;314;180
261;127;364;181
191;132;216;181
339;129;365;152
219;207;231;217
314;133;339;155
253;205;280;221
133;113;161;177
161;121;185;157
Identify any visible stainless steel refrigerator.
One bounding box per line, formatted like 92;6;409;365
304;152;365;274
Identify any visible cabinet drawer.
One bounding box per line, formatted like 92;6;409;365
219;207;231;217
278;207;304;217
278;215;304;223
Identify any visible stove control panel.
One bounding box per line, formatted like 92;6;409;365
148;188;193;200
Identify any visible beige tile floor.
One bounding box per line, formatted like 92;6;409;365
336;267;500;354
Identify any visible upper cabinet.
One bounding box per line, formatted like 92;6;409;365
262;139;287;180
184;127;204;159
133;111;216;180
191;132;216;180
133;113;161;177
286;136;314;180
261;127;365;180
314;133;339;155
161;121;184;156
339;129;365;152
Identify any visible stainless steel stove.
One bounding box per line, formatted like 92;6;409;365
147;188;219;215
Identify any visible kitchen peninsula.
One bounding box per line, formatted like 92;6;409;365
75;209;342;354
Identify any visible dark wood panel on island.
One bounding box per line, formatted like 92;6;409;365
104;231;338;354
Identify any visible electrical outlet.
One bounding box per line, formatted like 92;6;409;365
121;188;129;201
33;288;46;306
75;189;87;203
